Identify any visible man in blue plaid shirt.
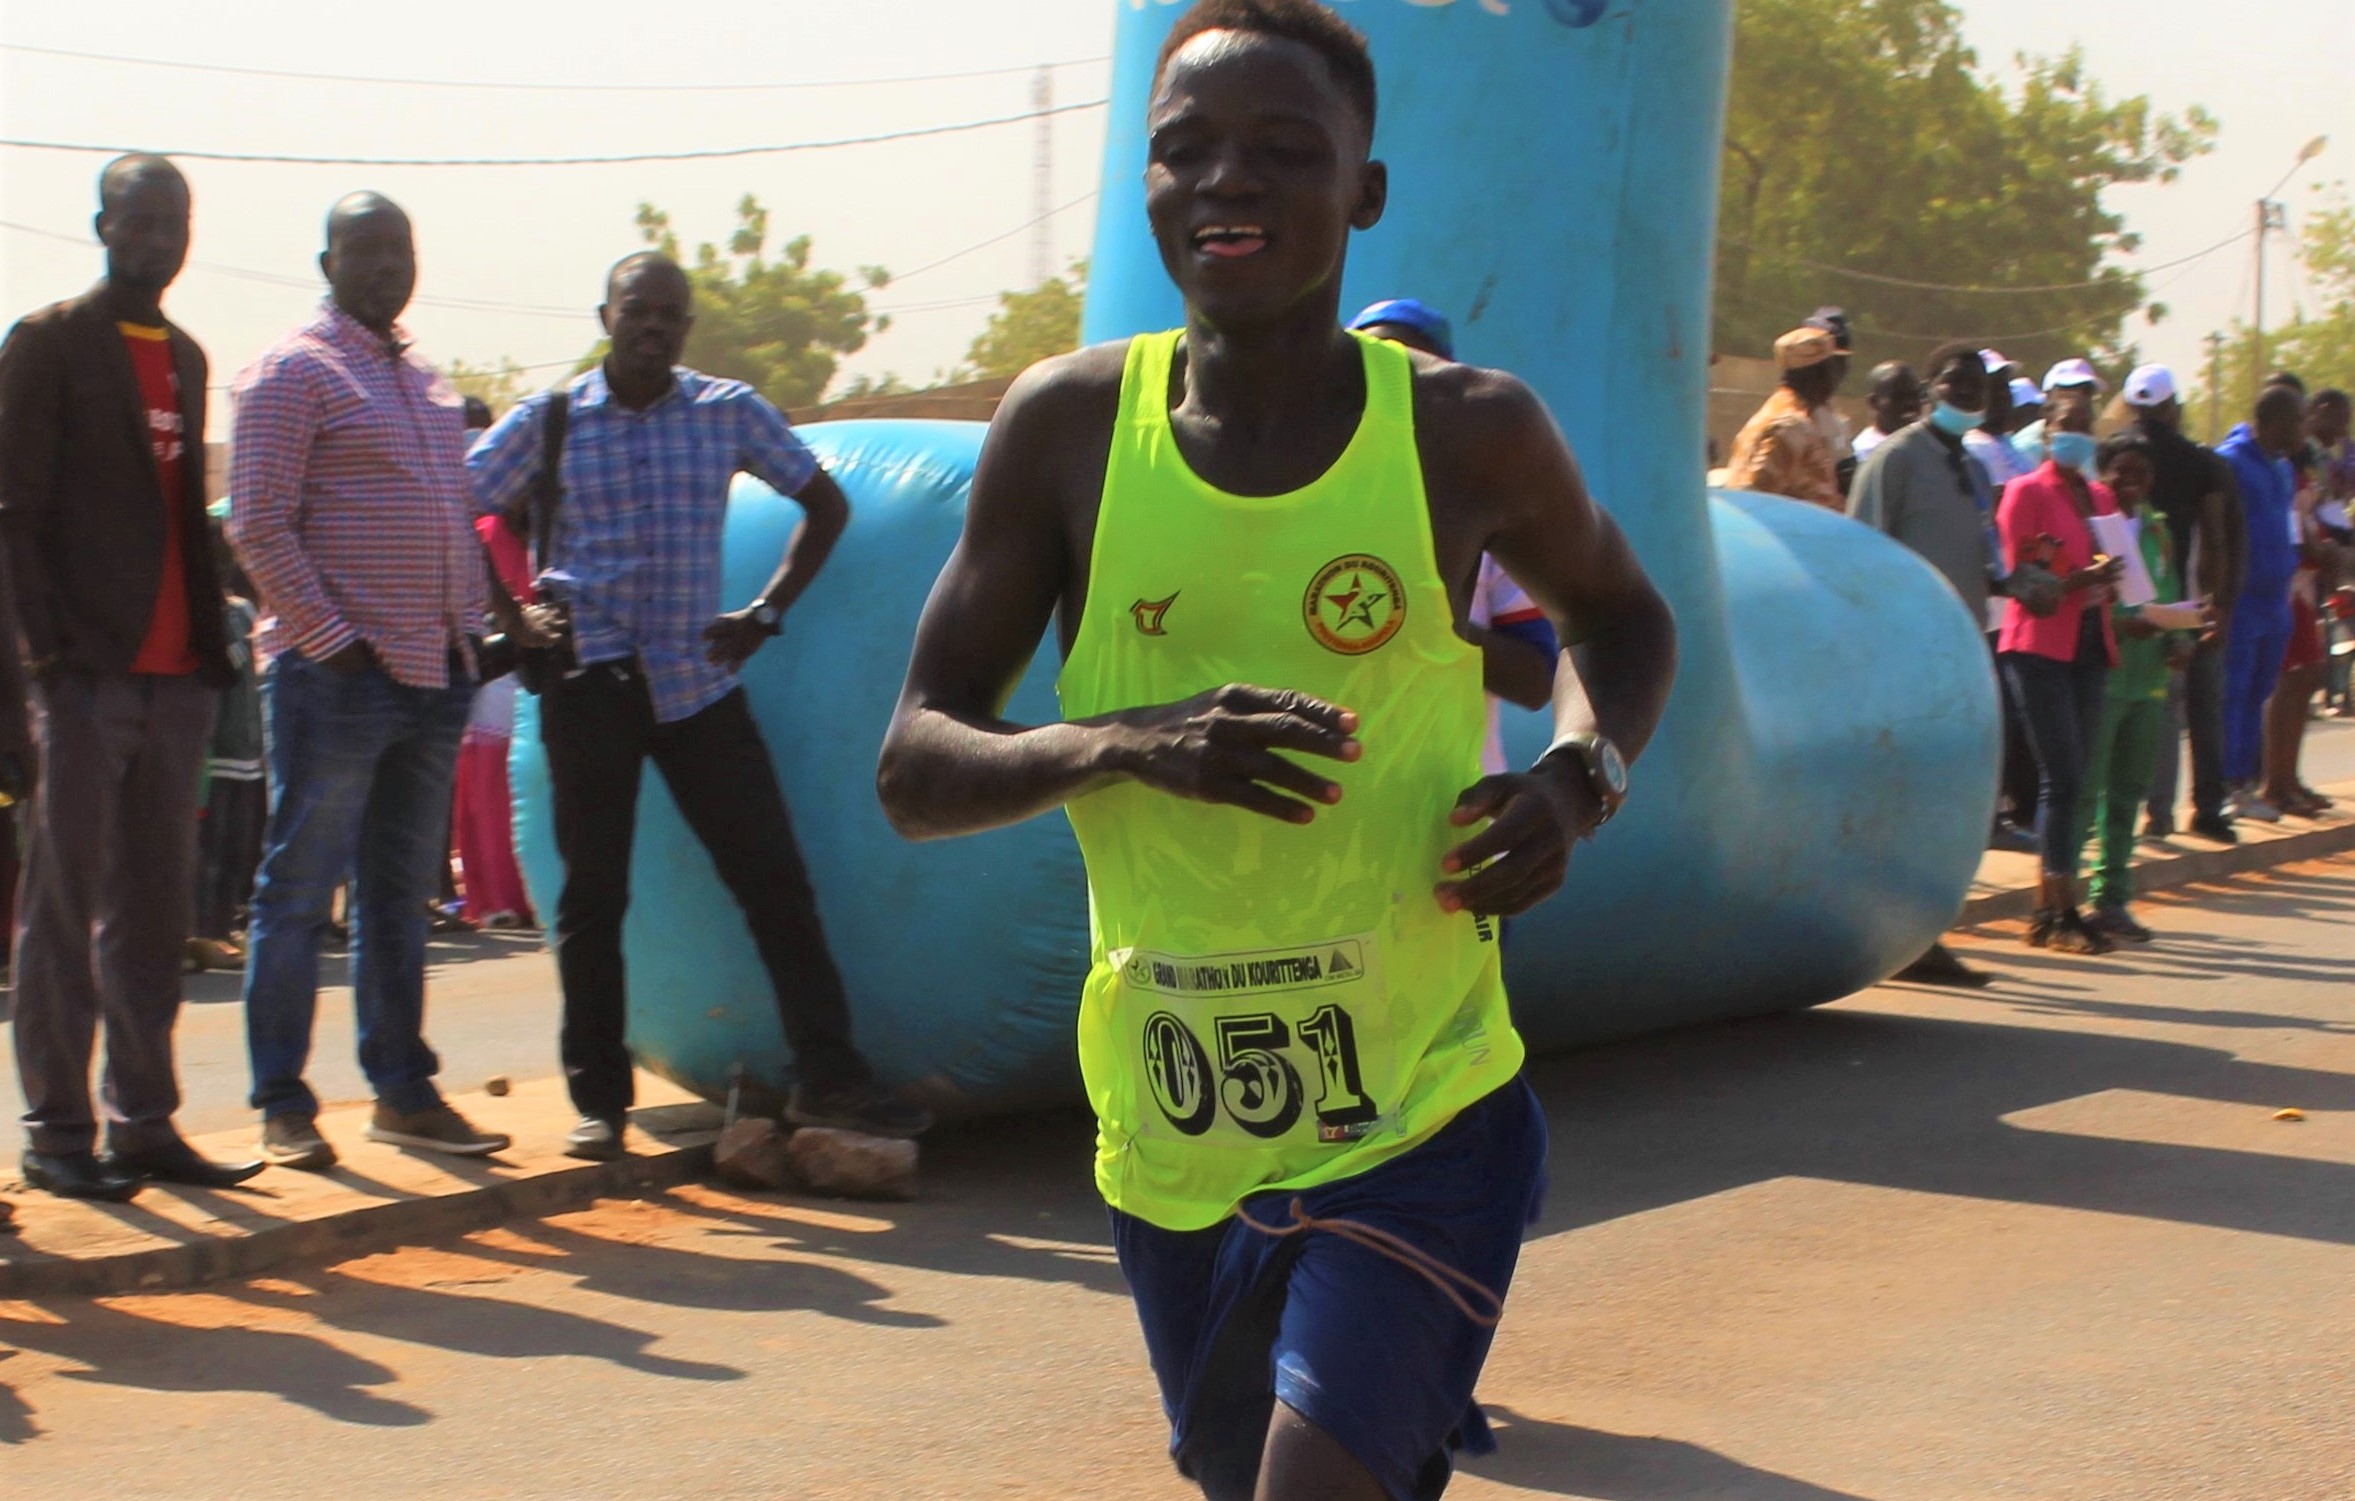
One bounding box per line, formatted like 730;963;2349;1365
467;252;928;1158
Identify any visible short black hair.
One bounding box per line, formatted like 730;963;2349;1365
1867;360;1918;393
1154;0;1376;134
2308;386;2348;410
1921;340;1981;383
462;395;494;429
606;249;687;302
2096;430;2152;473
2255;384;2305;425
2263;369;2305;394
98;153;186;213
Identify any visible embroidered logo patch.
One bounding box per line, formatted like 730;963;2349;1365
1131;593;1178;636
1303;554;1406;655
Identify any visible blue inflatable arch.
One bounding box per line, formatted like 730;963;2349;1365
511;0;1996;1112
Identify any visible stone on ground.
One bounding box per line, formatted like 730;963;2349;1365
785;1126;920;1201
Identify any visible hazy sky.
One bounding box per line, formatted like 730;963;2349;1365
2;0;2348;435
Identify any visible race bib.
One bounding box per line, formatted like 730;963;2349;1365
1113;934;1394;1146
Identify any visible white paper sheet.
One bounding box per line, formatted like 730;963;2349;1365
2087;513;2155;607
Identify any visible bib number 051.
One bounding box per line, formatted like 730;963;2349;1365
1141;1004;1377;1139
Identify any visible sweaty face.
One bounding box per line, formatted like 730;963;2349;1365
602;269;694;375
99;173;191;295
326;210;418;331
2104;450;2154;511
1145;32;1382;327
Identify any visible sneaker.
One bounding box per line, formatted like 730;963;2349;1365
2139;814;2175;843
2187;812;2240;844
2086;906;2154;943
787;1078;934;1139
260;1113;338;1173
564;1115;626;1162
365;1102;511;1157
2227;791;2282;823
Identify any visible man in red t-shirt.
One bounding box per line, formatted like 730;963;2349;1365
0;154;256;1200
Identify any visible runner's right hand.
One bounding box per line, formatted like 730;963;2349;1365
1108;684;1361;824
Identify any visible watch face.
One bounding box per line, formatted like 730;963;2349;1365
1595;740;1629;797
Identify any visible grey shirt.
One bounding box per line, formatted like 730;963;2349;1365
1847;421;1997;628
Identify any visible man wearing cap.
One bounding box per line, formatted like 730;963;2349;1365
2017;359;2103;473
1804;307;1857;490
2123;363;2243;843
1723;327;1846;509
1964;349;2034;493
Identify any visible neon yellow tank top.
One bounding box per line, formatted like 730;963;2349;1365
1059;329;1525;1231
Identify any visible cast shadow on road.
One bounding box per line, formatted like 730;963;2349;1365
0;1297;430;1430
1460;1406;1877;1500
1524;997;2355;1249
0;1350;38;1444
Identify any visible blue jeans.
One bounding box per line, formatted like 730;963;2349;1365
2223;598;2291;787
244;651;474;1119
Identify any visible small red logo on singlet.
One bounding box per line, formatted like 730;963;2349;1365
1132;593;1178;636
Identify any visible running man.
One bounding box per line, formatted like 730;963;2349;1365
878;3;1676;1498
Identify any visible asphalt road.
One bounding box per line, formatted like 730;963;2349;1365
4;857;2351;1500
5;714;2354;1171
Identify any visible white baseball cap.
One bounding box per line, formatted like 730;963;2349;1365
2042;358;2103;393
2122;364;2178;408
2010;377;2043;407
1980;348;2020;377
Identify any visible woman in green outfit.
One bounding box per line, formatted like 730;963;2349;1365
2075;430;2203;941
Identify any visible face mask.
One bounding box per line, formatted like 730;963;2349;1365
2049;432;2097;472
1929;401;1984;436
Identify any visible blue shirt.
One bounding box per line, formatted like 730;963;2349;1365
466;366;818;722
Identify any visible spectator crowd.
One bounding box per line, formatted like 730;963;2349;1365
0;151;2348;1219
1727;309;2353;974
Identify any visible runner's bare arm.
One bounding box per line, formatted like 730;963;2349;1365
878;355;1362;841
1421;367;1678;915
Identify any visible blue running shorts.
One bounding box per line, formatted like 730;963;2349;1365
1111;1076;1549;1501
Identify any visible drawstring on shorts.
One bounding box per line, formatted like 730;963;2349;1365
1237;1197;1506;1328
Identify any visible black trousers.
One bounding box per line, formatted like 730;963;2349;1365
195;775;268;940
539;662;866;1121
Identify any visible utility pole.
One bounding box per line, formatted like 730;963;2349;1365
1030;68;1054;289
2205;331;2225;444
2254;135;2330;391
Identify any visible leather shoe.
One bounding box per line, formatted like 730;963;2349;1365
104;1135;267;1189
22;1149;144;1202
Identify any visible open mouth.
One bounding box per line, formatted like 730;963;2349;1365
1192;225;1268;259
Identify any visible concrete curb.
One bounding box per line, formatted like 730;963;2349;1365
0;1135;715;1301
1957;817;2355;927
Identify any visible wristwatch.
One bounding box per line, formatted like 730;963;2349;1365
1538;731;1629;831
749;601;784;636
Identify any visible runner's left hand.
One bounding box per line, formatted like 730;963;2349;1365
703;608;772;670
1434;761;1599;917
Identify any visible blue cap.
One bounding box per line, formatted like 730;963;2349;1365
1347;298;1455;360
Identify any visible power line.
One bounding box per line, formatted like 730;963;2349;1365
0;98;1107;168
890;191;1097;286
1733;225;2256;296
0;41;1107;94
0;218;589;319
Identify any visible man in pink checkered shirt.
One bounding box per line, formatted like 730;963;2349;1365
226;191;506;1170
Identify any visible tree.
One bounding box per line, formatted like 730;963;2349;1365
2191;189;2355;441
442;357;528;416
961;261;1086;382
1717;0;2214;376
631;196;889;411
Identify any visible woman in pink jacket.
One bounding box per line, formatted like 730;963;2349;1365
1996;399;2127;953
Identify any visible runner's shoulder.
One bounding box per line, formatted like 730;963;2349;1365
990;340;1131;447
1406;355;1566;480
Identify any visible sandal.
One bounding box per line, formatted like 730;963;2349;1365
2047;907;2116;955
